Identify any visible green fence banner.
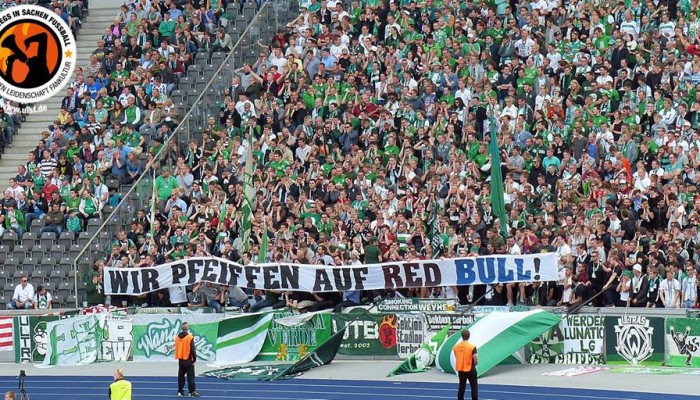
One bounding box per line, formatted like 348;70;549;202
665;317;700;367
331;312;397;356
604;315;664;366
132;314;219;362
528;315;604;364
256;311;332;361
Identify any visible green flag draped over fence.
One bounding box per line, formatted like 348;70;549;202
213;313;273;366
488;114;508;238
204;326;346;381
436;310;560;377
388;323;452;376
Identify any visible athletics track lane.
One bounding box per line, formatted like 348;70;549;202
2;376;699;400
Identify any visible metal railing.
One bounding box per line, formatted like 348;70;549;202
71;1;287;307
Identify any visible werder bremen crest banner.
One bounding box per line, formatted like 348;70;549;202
604;315;664;366
132;314;219;362
665;318;700;367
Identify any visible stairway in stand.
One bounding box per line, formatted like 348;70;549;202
0;0;124;184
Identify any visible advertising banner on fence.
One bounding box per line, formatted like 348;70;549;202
604;315;664;366
396;314;426;358
528;315;604;364
257;311;332;361
424;313;475;334
665;318;700;367
331;312;397;356
104;254;558;295
132;314;219;362
376;298;458;313
43;313;133;366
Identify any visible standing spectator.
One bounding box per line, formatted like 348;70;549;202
7;276;34;310
682;265;698;309
661;270;682;308
86;272;105;306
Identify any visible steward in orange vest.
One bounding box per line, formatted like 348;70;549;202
453;330;479;400
175;322;199;398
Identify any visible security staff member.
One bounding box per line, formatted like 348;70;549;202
453;330;479;400
108;369;131;400
175;322;199;397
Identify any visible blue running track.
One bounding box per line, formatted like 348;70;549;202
3;376;700;400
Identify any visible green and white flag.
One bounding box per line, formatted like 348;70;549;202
241;127;256;252
388;323;452;376
436;310;560;377
205;325;346;381
212;313;274;366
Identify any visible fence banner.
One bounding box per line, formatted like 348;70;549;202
133;307;214;314
331;312;397;356
376;298;458;313
104;254;559;295
132;314;219;362
14;311;80;363
396;314;426;358
0;317;12;352
665;318;700;367
604;315;665;366
42;313;133;366
257;311;332;361
528;315;604;364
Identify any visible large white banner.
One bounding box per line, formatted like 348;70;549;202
104;253;558;296
42;314;133;366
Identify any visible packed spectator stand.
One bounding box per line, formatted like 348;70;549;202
0;0;282;309
3;0;700;312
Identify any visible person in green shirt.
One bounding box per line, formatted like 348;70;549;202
86;272;105;306
155;167;179;203
158;12;176;39
364;236;382;264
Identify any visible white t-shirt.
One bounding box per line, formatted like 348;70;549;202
660;278;681;307
169;286;188;305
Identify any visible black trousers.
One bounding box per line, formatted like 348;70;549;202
457;369;478;400
178;359;196;394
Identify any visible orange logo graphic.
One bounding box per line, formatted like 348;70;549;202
0;20;60;89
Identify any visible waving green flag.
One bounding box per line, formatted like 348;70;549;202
489;114;508;238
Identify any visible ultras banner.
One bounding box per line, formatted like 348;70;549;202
104;253;558;295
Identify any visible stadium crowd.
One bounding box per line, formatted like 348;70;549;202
5;0;700;312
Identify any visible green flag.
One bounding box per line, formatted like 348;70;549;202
388;323;452;376
429;202;443;257
241;127;255;252
150;171;158;238
489;114;508;238
205;326;347;381
259;221;269;263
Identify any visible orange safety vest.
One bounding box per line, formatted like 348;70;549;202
174;334;193;361
453;341;476;372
